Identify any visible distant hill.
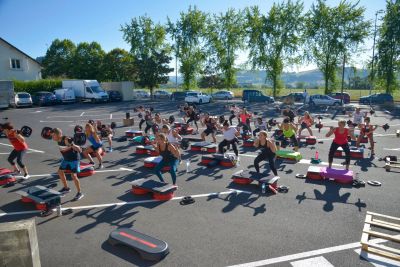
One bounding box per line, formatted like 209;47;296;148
168;68;369;87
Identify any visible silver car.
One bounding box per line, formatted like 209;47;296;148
212;90;234;100
14;92;33;108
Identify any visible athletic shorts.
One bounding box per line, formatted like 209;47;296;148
204;128;215;136
59;160;80;173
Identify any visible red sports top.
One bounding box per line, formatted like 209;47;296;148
333;128;349;145
7;133;28;151
239;113;251;123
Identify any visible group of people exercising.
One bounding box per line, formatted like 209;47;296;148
2;105;377;200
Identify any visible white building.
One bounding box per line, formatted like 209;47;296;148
0;37;42;81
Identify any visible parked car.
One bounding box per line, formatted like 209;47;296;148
14;92;33;108
212;90;234;100
309;94;341;106
107;90;122;102
279;92;305;104
359;93;394;105
170;91;192;101
242;89;274;103
185;92;212;104
154;90;171;99
133;90;150;98
32;91;57;106
328;92;351;104
54;88;76;104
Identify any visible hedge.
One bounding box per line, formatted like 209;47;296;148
13;79;62;94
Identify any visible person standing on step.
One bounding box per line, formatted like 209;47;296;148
83;123;104;169
326;119;356;170
253;130;278;176
218;121;240;156
186;106;199;134
277;117;299;151
2;122;29;178
356;116;377;156
201;113;217;143
153;133;180;185
52;128;84;201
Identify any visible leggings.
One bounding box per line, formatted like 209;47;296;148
186;118;198;129
254;152;277;176
218;139;238;156
144;124;155;134
229;114;240;125
328;142;350;165
155;159;179;185
139;119;145;130
278;134;298;147
8;149;27;168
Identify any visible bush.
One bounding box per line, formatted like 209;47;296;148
13;79;62;94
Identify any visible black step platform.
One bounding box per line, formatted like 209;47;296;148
130;178;177;200
16;185;61;210
108;228;169;261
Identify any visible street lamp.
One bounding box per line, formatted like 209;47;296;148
369;9;384;104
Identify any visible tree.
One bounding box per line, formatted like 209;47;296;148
101;48;136;81
305;0;370;94
246;1;305;97
206;8;246;88
42;39;76;78
71;42;105;80
167;6;208;89
121;15;172;96
376;0;400;93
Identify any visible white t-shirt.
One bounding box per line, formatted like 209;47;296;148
255;121;267;130
223;127;237;141
353;112;364;124
167;131;181;144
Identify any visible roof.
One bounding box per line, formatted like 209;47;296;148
0;37;42;67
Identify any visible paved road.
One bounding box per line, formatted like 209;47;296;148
0;100;399;267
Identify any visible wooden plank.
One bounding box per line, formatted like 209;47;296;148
361;215;372;251
367;211;400;222
374;219;400;229
366;219;400;232
361;241;400;255
362;230;400;243
364;246;400;261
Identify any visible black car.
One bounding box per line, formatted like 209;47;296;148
359;93;393;105
171;91;190;101
32;91;57;106
107;91;122;102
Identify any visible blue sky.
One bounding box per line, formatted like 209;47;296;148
0;0;386;72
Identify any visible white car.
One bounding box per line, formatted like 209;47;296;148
185;92;212;104
212;90;234;100
308;94;341;106
14;92;33;108
133;90;150;99
153;90;171;99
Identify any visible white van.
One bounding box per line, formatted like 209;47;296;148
62;80;109;103
54;88;76;103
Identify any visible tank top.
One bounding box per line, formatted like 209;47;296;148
239;113;251;124
88;134;103;148
282;125;295;138
205;118;215;130
333;128;349;145
7;132;28;151
361;124;371;135
303;117;312;127
259;140;275;156
58;136;79;161
159;142;177;163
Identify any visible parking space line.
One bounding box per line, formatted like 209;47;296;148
0;189;251;217
239;154;343;167
80;112;85;116
110;113;112;120
0;143;45;153
227;235;400;267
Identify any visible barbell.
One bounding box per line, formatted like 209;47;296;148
0;124;32;137
41;127;87;146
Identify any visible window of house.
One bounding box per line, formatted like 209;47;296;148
10;59;21;69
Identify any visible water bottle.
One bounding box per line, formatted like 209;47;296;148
57;204;62;216
186;160;190;173
261;183;266;194
315;151;319;160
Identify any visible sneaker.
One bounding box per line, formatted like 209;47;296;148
73;192;84;201
58;187;71;194
97;164;104;169
89;161;95;165
108;148;113;153
21;173;30;180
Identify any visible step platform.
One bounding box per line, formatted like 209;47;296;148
16;185;61;211
0;168;16;186
126;130;143;138
136;145;159;156
320;167;353;184
176;126;194;135
307;166;323;180
108;228;169;261
297;136;317;145
334;147;364;159
276;150;302;162
131;135;155;145
190;141;217;153
243;138;254;147
231;170;280;187
130;178;177;200
173;122;183;128
65;162;95;178
144;156;171;172
202;153;237;168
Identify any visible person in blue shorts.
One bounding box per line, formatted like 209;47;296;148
83;123;104;169
52;128;84;201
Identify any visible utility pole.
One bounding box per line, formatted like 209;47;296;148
370;10;384;105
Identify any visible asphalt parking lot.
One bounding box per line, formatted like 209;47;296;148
0;100;399;267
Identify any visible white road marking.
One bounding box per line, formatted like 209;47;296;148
227;235;400;267
40;120;74;123
0;151;36;155
12;167;134;179
31;110;42;113
0;189;251;217
383;148;400;151
80;112;85;116
40;118;123;123
0;143;45;153
110;113;112;120
290;256;334;267
239;154;342;167
355;248;400;267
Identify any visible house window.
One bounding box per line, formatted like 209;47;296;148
10;59;21;69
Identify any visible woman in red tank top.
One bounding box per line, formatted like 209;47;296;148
2;122;29;178
326;120;356;170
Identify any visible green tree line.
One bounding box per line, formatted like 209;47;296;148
42;0;399;96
